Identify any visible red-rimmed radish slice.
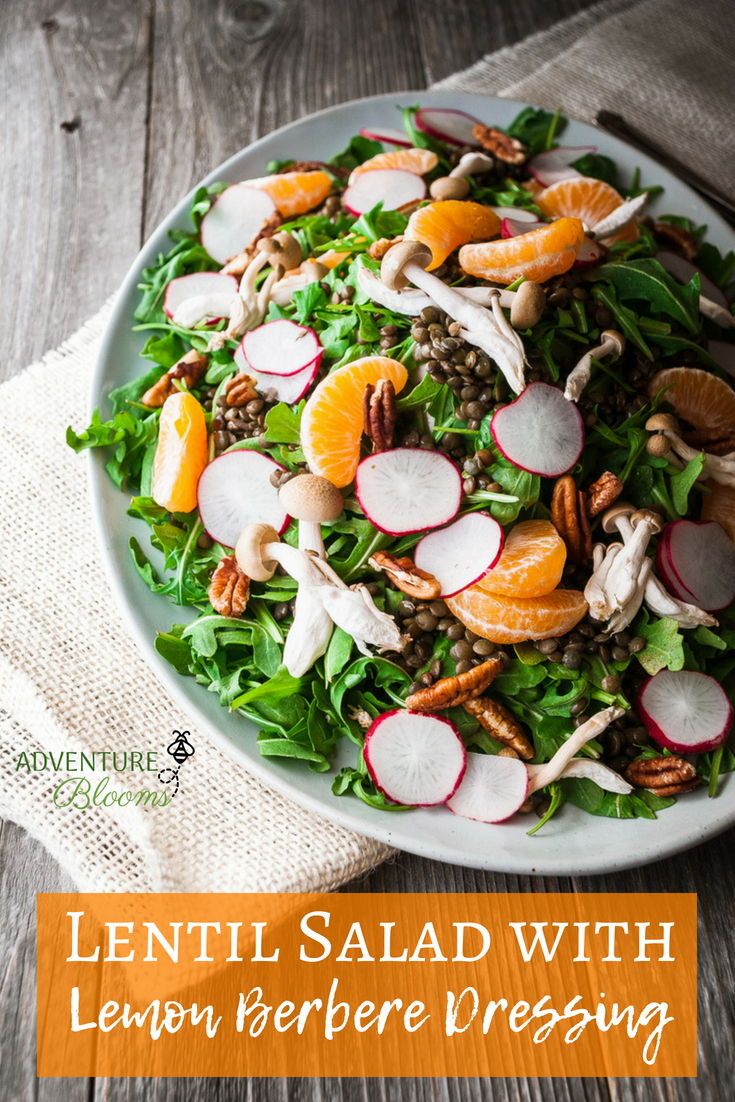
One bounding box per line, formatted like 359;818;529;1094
200;185;276;265
491;382;585;477
343;169;426;215
364;709;466;806
240;319;322;377
415;107;483;147
414;513;504;598
197;450;288;548
359;125;412;148
528;146;596;187
164;272;238;323
638;669;733;753
527;758;632;794
355;448;461;536
656;251;728;307
500;217;547;238
708;339;735;378
656;535;697;604
657;520;735;611
574;237;606;268
446;753;529;823
490;206;539;223
234;344;320;403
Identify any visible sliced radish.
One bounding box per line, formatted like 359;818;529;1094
574;237;606;268
656;535;698;605
708;339;735;378
200;185;276;265
446;753;529;824
657;520;735;611
490;206;539;223
638;669;732;752
528;146;596;187
343;169;426;215
414;512;504;598
364;709;466;806
234;343;320;403
164;272;238;323
197;450;288;548
491;382;585;477
527;758;632;794
240;319;322;377
359;125;412;148
500;217;546;238
355;448;461;536
656;251;728;307
415;107;483;147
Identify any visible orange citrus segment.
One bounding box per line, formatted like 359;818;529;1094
478;520;567;598
318;249;352;269
447;587;588;644
350;148;438;181
702;482;735;543
301;356;408;487
152;391;209;513
649;367;735;439
459;217;585;284
245;170;332;217
405;200;500;270
537;176;638;243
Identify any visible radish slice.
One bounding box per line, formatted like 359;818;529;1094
197;450;288;548
200;185;276;265
490;382;585;477
359;126;412;148
415;107;483;147
658;520;735;611
638;669;732;753
234;344;320;403
708;339;735;378
527;758;632;794
574;237;606;268
164;272;238;321
414;512;504;598
528;146;596;187
446;753;529;823
240;319;322;377
491;206;539;223
656;251;728;307
364;709;466;806
355;448;462;536
500;217;546;238
343;169;426;215
656;535;698;605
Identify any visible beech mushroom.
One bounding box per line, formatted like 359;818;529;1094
564;329;626;402
429;177;470;201
270;259;328;307
582;504;663;630
448;151;496;179
508;281;546;329
278;473;344;558
590;193;648;240
225;231;303;339
527;707;625;793
380;240;527;393
645;413;735;486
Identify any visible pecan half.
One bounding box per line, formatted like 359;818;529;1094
472;123;526;164
224;371;258;407
222;212;283;276
369;551;441;600
368;235;403;260
141;350;208;408
587;470;624;517
208;556;250;617
651;220;698;261
625;755;699;797
363;378;396;451
550;475;592;563
463;697;534;760
406;655;504;712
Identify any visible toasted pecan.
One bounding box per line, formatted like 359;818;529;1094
368;236;403;260
587;470;624;517
369;551;441;600
651;220;699;261
363;378;397;452
463;696;534;760
224;371;258;407
406;656;504;712
141;350;208;408
625;755;699;797
550;475;593;563
472;124;526;164
208;556;250;617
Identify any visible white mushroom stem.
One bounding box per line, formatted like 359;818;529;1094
658;429;735;487
526;757;632;795
527;707;626;793
590;193;648;240
172;292;237;330
564;330;625;402
225;250;276;339
270;260;327;307
448;151;496;178
644;574;717;628
584;542;623;621
283;588;334;677
606;556;651;633
699;297;735;329
357;266;522;318
604;511;660;608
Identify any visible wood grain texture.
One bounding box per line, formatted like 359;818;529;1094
1;0;733;1099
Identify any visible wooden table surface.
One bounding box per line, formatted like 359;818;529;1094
1;1;733;1099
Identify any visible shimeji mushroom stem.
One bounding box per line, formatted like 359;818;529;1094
699;296;735;330
644;573;717;628
590;193;648;240
527;706;625;793
564;330;625;401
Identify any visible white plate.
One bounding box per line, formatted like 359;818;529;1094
90;90;735;875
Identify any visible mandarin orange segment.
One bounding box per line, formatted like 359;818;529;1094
152;391;209;513
458;217;585;284
405;200;500;270
350;148;438;181
447;586;588;644
478;519;566;598
702;482;735;543
246;170;333;217
649;367;735;439
537;176;638;243
318;249;352;269
301;356;408;487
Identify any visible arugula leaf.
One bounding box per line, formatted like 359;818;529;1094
571;152;619;188
562;777;674;819
595;258;700;334
263;402;303;444
506;107;566;155
670;454;705;515
135;237;216;323
330;134;384;171
635;614;685;675
324;628;353;682
66;409;159;489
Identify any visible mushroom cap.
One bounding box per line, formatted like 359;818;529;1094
601;329;626;357
301;258;328;281
449;151;495;178
510;281;545;329
278;473;344;523
645;412;679;433
645;433;671;457
235;523;280;581
429;176;470;201
261;231;302;271
601;501;635;533
630;508;663;534
381;240;432;291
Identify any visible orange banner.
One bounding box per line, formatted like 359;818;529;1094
37;892;696;1078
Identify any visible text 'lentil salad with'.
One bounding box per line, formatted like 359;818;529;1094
70;103;735;830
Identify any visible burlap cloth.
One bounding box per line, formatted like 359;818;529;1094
1;0;731;891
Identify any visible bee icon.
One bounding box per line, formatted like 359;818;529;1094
167;731;195;765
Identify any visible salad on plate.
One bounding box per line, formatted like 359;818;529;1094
70;103;735;832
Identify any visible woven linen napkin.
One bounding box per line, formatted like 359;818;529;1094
1;0;732;892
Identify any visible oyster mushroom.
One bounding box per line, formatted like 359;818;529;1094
270;259;328;307
590;193;648;240
448;151;496;179
564;329;626;402
527;706;626;793
278;473;344;558
224;231;303;340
